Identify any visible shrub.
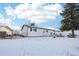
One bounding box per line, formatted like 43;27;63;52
67;33;77;38
56;33;64;37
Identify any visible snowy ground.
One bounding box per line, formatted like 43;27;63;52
0;36;79;56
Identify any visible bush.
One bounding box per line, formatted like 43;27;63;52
13;34;25;37
56;33;64;37
67;33;77;38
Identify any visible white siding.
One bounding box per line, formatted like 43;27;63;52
28;27;44;36
43;30;55;36
21;26;55;36
28;27;55;36
42;30;49;36
21;26;28;36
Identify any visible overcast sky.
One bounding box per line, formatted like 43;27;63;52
0;3;64;30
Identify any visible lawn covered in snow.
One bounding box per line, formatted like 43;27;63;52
0;36;79;56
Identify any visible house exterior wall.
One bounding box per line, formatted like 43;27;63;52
42;29;50;36
21;26;28;36
47;30;55;36
28;27;44;36
43;30;55;36
21;26;55;37
0;27;13;35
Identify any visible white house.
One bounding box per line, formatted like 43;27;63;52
20;24;60;37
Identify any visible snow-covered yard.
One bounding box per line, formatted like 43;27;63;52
0;36;79;56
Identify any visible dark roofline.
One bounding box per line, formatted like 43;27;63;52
21;24;59;32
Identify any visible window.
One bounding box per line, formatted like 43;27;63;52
43;30;48;33
33;28;37;32
46;30;48;32
30;27;37;32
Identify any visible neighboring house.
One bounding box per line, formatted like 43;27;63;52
0;26;13;36
21;25;59;37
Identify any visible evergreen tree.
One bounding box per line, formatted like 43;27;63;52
60;3;79;37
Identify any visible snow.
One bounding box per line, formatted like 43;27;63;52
0;36;79;56
0;30;79;56
61;30;79;37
